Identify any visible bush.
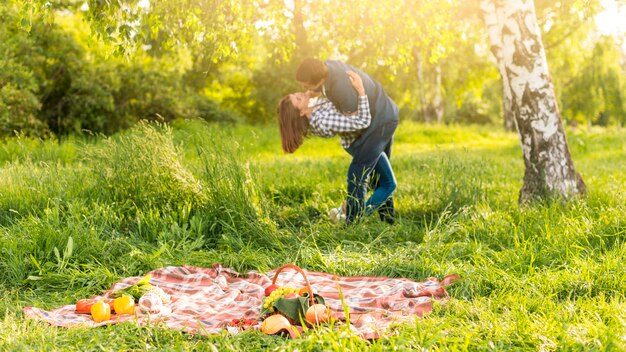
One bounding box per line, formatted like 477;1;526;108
0;11;47;137
0;5;237;137
86;121;207;209
0;81;46;137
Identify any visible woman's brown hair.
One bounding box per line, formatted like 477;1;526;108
277;95;309;153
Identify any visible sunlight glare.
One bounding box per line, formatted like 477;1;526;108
595;0;626;51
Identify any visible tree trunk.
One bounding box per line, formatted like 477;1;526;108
480;0;586;203
414;48;429;122
503;94;516;131
433;63;444;124
481;0;516;131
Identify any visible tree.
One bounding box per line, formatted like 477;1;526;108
482;0;602;130
480;0;586;203
481;1;516;131
562;36;626;127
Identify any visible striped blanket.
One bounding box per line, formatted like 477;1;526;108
24;264;458;339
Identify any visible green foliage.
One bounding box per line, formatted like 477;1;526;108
1;121;626;350
248;60;301;124
5;0;625;130
86;121;206;209
0;4;46;136
0;5;235;137
0;80;45;137
562;36;626;127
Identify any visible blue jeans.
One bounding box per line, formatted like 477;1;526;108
345;120;398;223
364;153;396;216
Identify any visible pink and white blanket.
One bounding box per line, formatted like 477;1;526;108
24;264;458;339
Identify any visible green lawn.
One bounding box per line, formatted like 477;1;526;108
1;120;625;351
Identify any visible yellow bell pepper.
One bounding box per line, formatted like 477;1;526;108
91;300;111;322
113;295;136;315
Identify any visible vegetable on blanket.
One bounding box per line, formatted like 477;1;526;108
111;274;153;302
75;274;170;318
113;295;136;315
75;298;114;314
90;300;111;322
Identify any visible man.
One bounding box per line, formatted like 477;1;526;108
296;58;399;224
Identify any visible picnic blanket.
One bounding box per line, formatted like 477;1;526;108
24;264;459;339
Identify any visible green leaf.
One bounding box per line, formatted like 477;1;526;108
137;274;151;286
20;18;31;30
272;296;308;322
272;294;325;323
64;236;74;259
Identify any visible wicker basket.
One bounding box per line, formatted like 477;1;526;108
271;263;316;305
263;263;326;325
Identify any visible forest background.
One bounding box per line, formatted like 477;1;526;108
2;0;626;350
2;0;625;138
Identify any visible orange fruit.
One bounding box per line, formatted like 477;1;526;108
261;314;291;334
305;304;330;324
298;286;312;296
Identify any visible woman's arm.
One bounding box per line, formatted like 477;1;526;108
309;95;371;136
347;70;365;97
308;71;371;136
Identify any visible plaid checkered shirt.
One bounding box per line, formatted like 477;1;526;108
308;95;371;148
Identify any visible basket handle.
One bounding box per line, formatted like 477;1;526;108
272;264;315;305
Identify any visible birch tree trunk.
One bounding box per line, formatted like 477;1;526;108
481;1;517;131
502;92;516;131
414;48;429;122
480;0;586;203
434;63;444;124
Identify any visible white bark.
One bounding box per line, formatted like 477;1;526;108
434;63;444;124
414;49;429;122
480;0;586;202
481;0;516;131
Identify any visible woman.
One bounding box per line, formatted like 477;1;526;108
277;71;397;224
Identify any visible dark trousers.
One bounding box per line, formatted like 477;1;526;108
345;120;398;223
372;140;395;223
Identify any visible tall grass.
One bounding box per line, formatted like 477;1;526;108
1;120;625;350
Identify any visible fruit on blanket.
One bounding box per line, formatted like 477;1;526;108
305;304;330;324
264;284;279;297
113;295;136;315
261;314;292;334
91;300;111;322
298;286;312;296
76;299;114;314
229;318;257;328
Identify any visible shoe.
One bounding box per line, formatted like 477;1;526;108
329;207;346;224
378;203;395;224
378;210;395;224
